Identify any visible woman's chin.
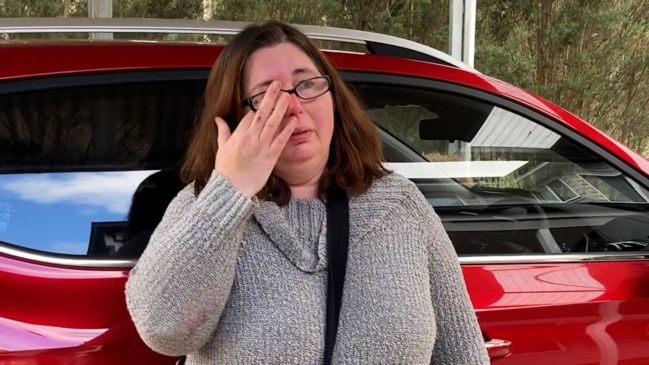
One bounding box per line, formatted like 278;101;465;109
281;144;318;162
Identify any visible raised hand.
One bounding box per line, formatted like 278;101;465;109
214;81;297;197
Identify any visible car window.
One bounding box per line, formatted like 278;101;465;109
0;74;204;257
4;73;649;260
352;82;649;255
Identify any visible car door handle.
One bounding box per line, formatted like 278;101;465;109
485;338;512;360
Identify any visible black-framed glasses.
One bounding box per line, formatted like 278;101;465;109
242;75;331;112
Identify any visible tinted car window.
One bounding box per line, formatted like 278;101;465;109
0;75;204;257
4;74;649;259
353;83;649;255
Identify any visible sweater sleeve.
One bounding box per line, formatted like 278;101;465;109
418;199;490;364
125;171;256;356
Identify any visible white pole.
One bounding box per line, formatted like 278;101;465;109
448;0;475;160
88;0;113;40
463;0;476;68
449;0;475;67
448;0;464;60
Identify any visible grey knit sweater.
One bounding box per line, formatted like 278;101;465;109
125;171;490;365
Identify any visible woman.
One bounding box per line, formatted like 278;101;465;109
125;22;489;364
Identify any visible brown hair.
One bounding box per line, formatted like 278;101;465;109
181;22;389;204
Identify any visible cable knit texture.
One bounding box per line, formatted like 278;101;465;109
125;171;490;365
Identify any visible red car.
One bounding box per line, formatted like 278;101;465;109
2;18;649;365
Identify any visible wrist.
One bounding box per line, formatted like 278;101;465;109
213;169;258;198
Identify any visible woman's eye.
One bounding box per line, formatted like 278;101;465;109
252;96;264;108
252;92;266;105
299;80;315;89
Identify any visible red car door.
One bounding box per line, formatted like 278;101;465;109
345;72;649;364
464;260;649;364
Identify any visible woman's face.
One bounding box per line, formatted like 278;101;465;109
242;42;335;182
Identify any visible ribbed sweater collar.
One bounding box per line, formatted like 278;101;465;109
254;198;328;273
252;172;408;273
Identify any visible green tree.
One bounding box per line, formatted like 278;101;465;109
112;0;202;18
1;0;70;17
475;0;649;153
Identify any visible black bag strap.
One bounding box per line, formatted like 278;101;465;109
324;184;350;365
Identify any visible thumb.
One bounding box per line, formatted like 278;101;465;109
215;117;231;148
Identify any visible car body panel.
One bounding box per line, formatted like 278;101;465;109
464;261;649;364
0;254;175;364
3;251;649;364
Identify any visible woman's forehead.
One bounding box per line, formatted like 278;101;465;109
244;43;319;87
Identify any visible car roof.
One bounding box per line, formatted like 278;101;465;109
2;17;648;174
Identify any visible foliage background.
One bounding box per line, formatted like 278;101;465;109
2;0;648;155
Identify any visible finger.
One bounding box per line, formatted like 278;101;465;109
233;109;255;134
214;117;231;148
269;116;297;155
249;81;282;131
259;92;290;143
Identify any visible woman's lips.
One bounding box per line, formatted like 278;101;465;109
289;129;312;143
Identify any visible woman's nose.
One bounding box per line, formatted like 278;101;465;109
284;92;302;116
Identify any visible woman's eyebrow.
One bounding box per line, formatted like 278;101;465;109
293;67;317;76
250;68;319;93
250;80;273;94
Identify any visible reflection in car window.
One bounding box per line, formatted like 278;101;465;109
0;75;202;258
0;171;156;255
0;78;203;172
354;83;649;255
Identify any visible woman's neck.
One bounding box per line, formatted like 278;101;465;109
289;180;321;199
280;167;325;200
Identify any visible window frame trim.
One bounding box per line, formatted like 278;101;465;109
0;240;137;267
0;68;211;96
